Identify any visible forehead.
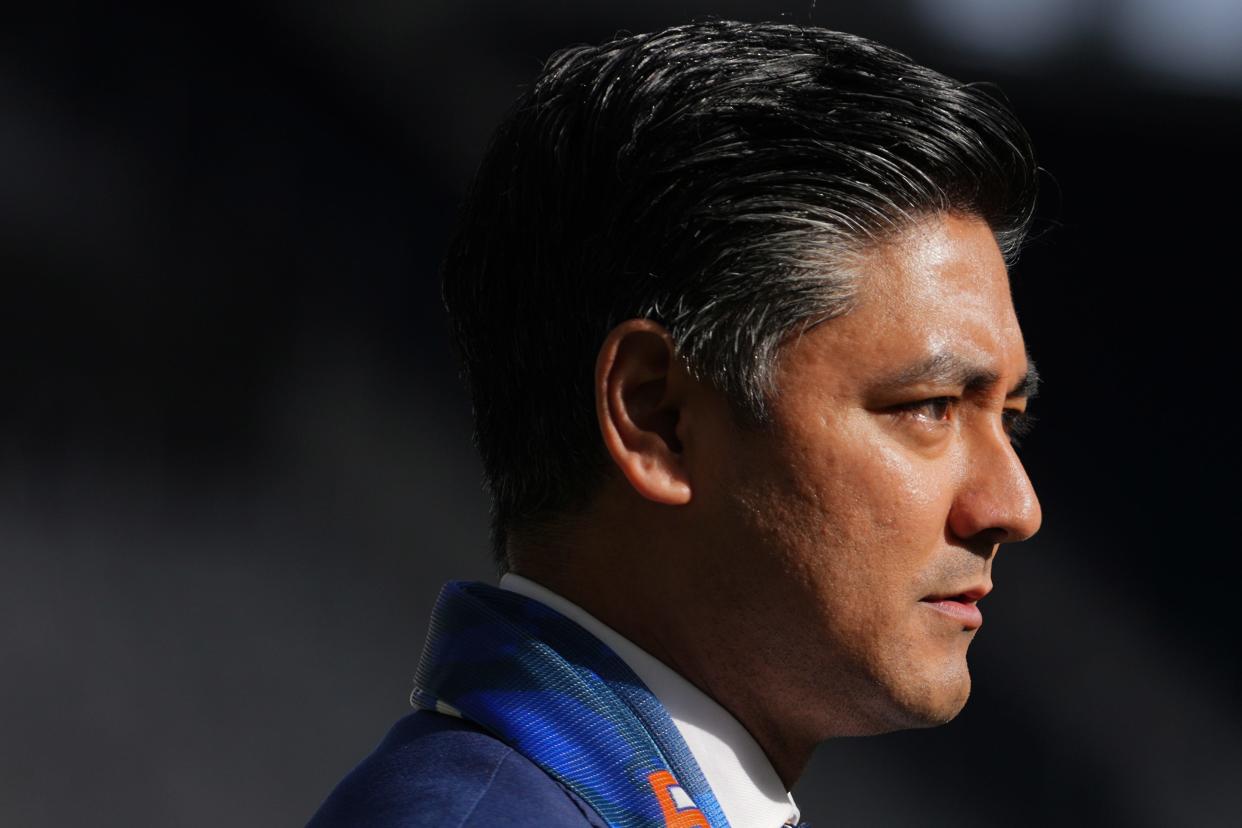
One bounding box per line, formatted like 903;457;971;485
862;214;1011;305
776;213;1027;390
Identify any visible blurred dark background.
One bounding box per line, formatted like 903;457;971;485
5;2;1240;825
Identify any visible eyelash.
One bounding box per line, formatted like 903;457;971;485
1004;409;1038;447
893;397;1038;447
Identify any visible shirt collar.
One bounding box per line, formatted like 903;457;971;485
499;573;801;828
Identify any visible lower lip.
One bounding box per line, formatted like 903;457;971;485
921;599;983;629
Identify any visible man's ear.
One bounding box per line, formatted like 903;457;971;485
595;319;692;505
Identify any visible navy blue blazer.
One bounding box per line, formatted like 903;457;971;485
308;709;608;827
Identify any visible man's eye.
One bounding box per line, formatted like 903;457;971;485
894;397;956;422
1003;409;1038;448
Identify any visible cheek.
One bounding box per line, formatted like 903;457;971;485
867;442;949;530
713;414;956;604
773;427;956;612
796;422;945;540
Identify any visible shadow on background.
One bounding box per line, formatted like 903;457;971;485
5;2;1240;826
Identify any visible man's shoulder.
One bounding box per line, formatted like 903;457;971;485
307;709;606;827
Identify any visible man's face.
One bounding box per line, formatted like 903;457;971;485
688;212;1041;739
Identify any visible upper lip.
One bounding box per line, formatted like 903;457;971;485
922;582;993;603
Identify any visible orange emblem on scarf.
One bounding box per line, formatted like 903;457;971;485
647;770;710;828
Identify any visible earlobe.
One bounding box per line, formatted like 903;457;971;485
596;320;693;506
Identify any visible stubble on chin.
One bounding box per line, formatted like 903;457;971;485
877;633;976;731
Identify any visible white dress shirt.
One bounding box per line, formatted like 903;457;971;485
499;573;801;828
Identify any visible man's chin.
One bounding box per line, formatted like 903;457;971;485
878;665;973;732
821;650;975;737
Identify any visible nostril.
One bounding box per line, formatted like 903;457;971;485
975;527;1010;547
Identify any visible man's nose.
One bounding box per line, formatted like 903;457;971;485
948;420;1043;546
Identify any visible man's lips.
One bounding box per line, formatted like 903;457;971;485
920;584;991;630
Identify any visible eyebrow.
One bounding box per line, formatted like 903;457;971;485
871;350;1040;399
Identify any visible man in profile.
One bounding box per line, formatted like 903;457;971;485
310;19;1043;828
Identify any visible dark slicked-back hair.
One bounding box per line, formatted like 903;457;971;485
441;20;1039;567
